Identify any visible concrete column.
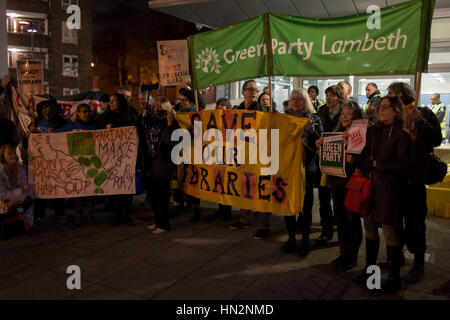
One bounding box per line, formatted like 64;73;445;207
0;0;7;78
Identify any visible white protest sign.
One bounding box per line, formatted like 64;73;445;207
347;119;369;154
157;40;189;86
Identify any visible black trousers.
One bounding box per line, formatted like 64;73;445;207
113;194;133;218
331;187;362;258
404;183;427;258
34;198;66;218
285;171;314;240
149;176;171;230
318;185;333;235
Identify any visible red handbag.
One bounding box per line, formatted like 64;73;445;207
344;135;374;217
344;172;372;216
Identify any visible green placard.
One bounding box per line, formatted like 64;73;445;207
319;132;346;178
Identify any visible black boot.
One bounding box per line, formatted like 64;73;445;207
299;231;310;257
355;238;379;284
404;252;425;284
282;216;297;253
381;245;402;293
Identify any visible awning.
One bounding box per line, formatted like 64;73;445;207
148;0;450;29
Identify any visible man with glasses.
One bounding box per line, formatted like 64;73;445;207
229;80;272;240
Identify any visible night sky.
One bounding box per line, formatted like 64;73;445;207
92;0;147;14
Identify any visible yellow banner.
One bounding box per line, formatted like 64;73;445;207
174;109;308;215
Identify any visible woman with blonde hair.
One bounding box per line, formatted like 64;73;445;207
283;88;323;256
140;96;177;234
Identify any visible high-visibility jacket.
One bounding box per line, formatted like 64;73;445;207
363;92;382;111
430;102;447;139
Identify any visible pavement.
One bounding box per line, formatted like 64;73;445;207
0;192;449;300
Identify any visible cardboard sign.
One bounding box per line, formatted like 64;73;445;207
157;40;189;86
28;127;138;199
347;119;368;154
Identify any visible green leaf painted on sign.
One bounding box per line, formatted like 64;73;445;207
77;156;91;167
94;170;108;186
91;156;101;169
87;168;98;178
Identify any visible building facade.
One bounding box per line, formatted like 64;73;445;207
6;0;93;96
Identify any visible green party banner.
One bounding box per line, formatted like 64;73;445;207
188;0;434;90
319;133;346;178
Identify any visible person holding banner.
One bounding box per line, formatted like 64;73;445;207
141;96;177;234
258;92;271;113
229;80;272;240
55;104;98;226
99;93;139;226
387;82;442;285
210;98;233;222
316;100;364;269
283;89;323;256
174;88;203;223
30;100;67;225
356;96;410;293
315;85;345;244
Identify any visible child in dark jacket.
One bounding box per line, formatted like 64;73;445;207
56;104;98;226
29;100;67;224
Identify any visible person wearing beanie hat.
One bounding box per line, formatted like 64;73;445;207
175;89;202;223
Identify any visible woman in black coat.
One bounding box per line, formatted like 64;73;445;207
356;96;411;293
316;100;364;270
98;93;139;226
140;96;177;234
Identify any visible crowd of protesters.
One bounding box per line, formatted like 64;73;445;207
0;76;445;294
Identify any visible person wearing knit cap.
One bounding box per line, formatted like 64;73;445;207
176;88;202;223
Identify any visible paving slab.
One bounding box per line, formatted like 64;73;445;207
99;262;188;299
153;274;245;300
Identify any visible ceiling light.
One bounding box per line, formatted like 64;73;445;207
6;12;20;18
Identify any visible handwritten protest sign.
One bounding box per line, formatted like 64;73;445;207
157;40;189;86
174;110;309;215
28;127;138;199
319;132;346;178
347;119;368;154
16;60;44;97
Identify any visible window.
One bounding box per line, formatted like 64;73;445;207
7;48;49;69
63;88;79;96
62;55;79;77
62;0;78;10
7;17;47;35
61;21;77;44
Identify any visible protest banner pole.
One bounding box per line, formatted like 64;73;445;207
415;72;422;105
194;90;199;111
268;77;272;112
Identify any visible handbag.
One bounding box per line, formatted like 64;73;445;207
344;135;374;217
425;153;447;185
344;172;372;216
